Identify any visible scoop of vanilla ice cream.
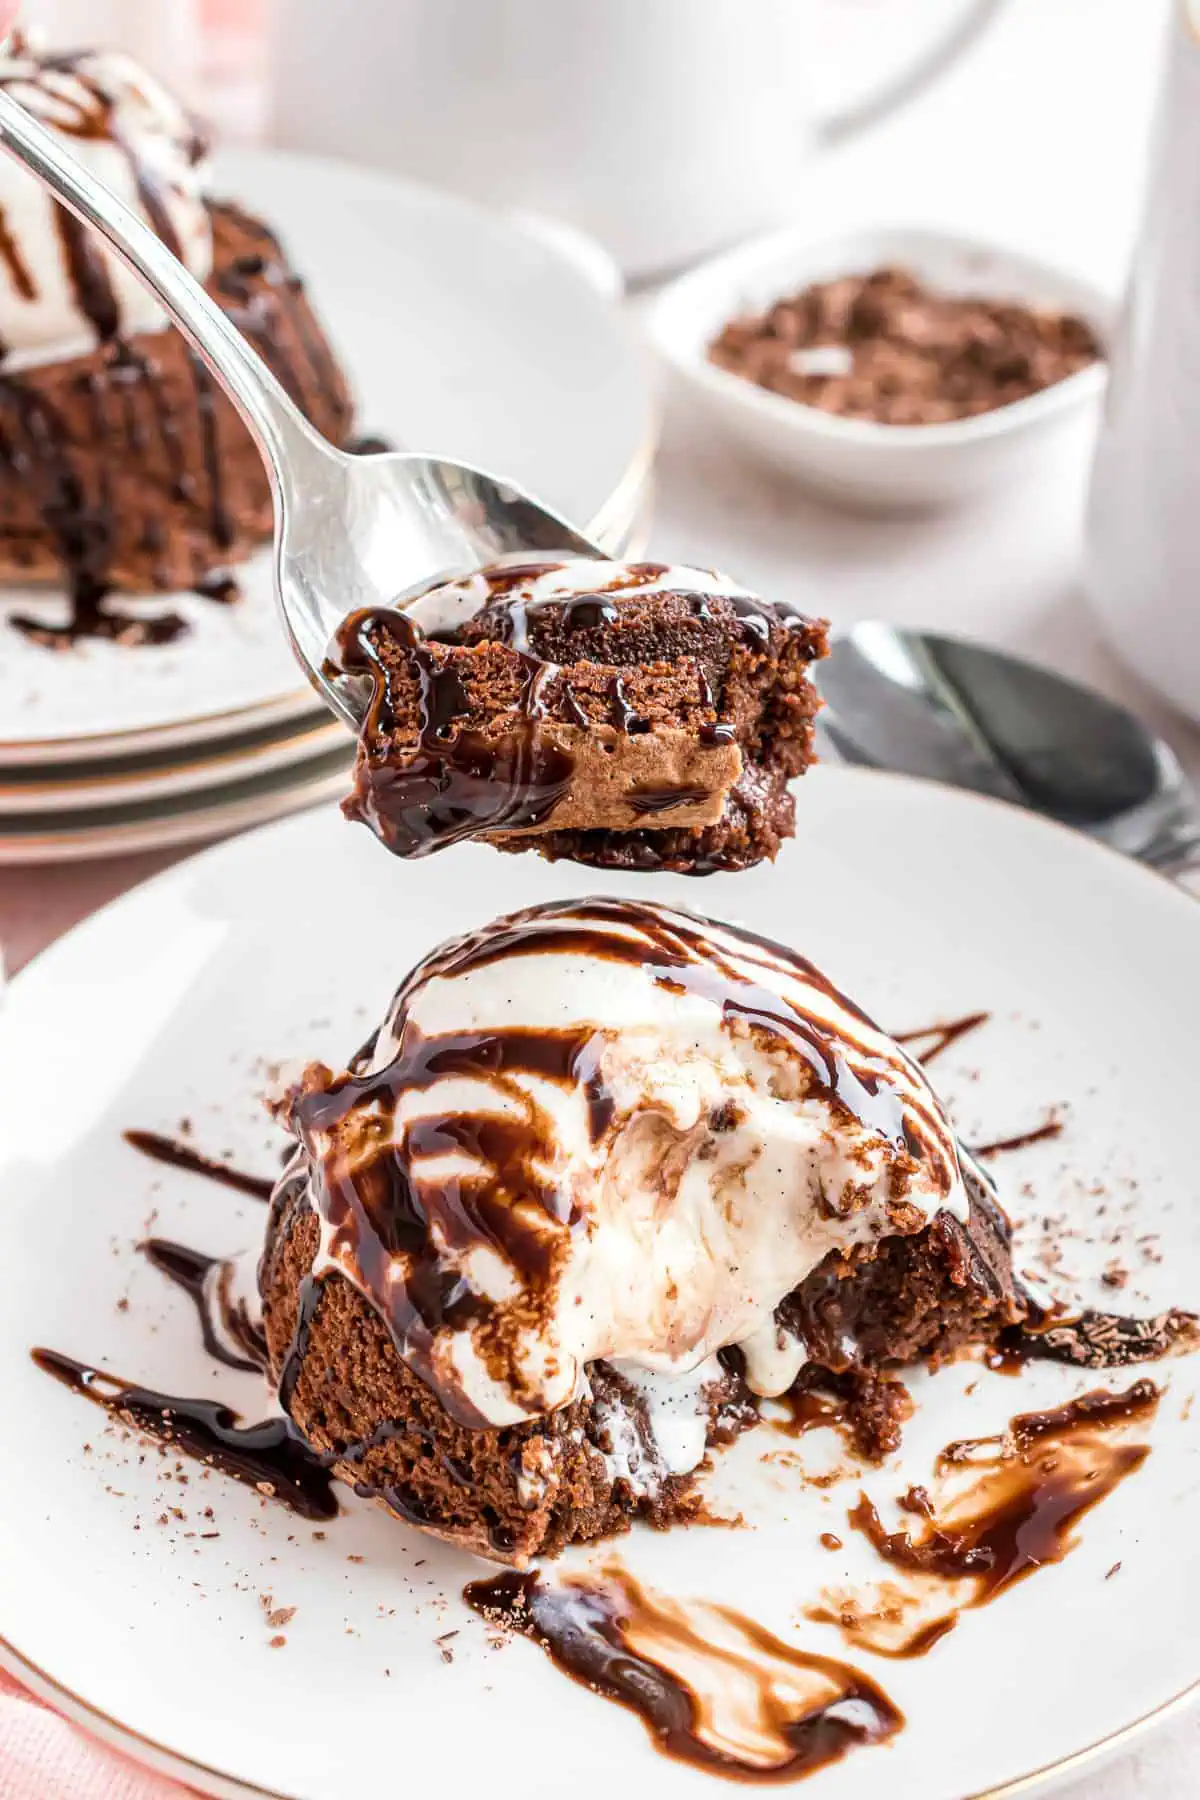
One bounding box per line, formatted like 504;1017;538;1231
290;899;969;1439
0;39;212;365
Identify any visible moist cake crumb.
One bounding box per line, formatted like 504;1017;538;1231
333;560;828;873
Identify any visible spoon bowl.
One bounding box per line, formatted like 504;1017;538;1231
0;89;605;731
818;623;1200;877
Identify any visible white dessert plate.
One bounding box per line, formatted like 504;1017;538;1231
0;736;352;864
0;767;1196;1800
0;707;343;815
0;145;654;762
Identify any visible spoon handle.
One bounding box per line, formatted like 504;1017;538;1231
0;88;319;496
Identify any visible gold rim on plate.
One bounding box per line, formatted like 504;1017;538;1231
0;1629;1194;1800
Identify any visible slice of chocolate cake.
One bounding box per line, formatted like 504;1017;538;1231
258;898;1027;1565
332;560;828;873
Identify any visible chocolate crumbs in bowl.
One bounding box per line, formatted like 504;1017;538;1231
707;266;1103;427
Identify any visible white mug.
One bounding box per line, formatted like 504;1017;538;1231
1087;1;1200;725
268;0;1008;276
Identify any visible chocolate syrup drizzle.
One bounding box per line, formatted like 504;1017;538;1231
287;898;961;1430
139;1238;266;1374
0;203;35;301
973;1117;1064;1158
464;1564;903;1782
333;563;818;859
31;1347;338;1520
813;1382;1159;1659
124;1128;274;1202
334;606;576;858
0;88;348;650
894;1010;991;1066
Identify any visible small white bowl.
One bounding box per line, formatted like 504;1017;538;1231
646;224;1113;510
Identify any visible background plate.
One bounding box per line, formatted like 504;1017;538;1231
0;147;654;757
0;769;1195;1798
0;710;341;814
0;741;351;863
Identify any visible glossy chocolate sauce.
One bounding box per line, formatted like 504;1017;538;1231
124;1128;274;1202
817;1382;1158;1658
140;1238;266;1374
894;1010;991;1066
289;1019;603;1427
405;899;939;1162
333;563;819;859
974;1117;1064;1158
31;1347;338;1520
464;1563;903;1783
334;606;576;857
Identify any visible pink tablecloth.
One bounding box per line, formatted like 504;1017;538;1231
0;852;195;1794
0;1671;185;1799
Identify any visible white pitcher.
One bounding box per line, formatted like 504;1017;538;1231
1087;1;1200;725
267;0;1009;276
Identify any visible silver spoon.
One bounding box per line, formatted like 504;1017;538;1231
0;90;605;729
817;622;1200;881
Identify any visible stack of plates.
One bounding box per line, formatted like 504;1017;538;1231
0;147;655;863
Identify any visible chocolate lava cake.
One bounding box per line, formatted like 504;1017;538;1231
0;39;355;647
334;560;828;873
1;202;354;645
258;897;1026;1565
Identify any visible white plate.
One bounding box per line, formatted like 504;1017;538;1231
0;709;343;814
0;146;655;760
0;768;1196;1799
0;739;352;864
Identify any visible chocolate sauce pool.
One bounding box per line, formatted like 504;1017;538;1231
465;1563;902;1783
811;1382;1159;1659
31;1347;337;1520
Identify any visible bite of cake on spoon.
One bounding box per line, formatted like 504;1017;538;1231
331;558;829;875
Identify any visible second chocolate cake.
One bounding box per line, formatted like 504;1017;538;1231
332;560;828;874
